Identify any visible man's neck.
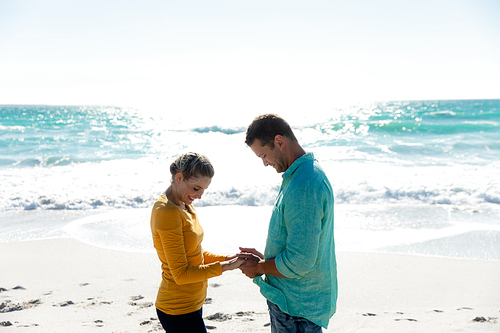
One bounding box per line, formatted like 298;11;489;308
285;142;306;170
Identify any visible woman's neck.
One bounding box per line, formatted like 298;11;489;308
165;186;186;210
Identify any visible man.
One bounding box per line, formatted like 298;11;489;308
238;114;337;333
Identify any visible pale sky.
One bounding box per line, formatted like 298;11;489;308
1;0;499;116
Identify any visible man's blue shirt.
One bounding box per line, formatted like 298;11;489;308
253;153;337;328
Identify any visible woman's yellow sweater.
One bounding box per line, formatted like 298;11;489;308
150;195;226;315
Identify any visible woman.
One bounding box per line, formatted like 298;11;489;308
150;152;243;332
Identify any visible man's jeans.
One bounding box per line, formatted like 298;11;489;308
267;301;323;333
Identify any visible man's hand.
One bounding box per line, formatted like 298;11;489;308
238;247;264;259
238;254;264;278
237;254;286;279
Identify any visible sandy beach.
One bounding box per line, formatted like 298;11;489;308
0;238;498;332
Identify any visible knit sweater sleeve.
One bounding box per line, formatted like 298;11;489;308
203;250;227;264
156;208;222;285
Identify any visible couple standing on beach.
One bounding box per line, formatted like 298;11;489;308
150;114;338;333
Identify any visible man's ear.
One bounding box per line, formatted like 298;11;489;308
274;135;285;149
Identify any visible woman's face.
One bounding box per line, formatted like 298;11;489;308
175;173;212;206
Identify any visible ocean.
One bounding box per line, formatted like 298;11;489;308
1;100;499;260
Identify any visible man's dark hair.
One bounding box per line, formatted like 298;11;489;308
245;114;297;147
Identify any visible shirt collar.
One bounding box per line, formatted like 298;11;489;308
282;152;314;181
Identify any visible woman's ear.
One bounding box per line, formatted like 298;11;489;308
175;172;184;184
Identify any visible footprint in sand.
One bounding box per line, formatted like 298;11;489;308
1;299;41;312
54;301;74;307
128;301;153;309
139;318;157;326
206;312;232;322
473;317;498;323
235;311;257;322
139;318;162;330
236;311;255;316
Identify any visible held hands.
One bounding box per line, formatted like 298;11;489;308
221;247;266;278
221;257;246;272
237;247;264;279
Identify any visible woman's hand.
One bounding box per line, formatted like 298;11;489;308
221;257;245;272
225;253;238;261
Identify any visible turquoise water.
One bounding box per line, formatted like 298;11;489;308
319;100;499;163
0;100;500;260
0;106;146;166
1;100;499;210
1;100;498;168
1;100;499;259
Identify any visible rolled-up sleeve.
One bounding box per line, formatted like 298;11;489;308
275;182;323;279
256;153;337;329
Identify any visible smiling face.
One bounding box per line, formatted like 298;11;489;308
250;138;288;173
175;173;212;206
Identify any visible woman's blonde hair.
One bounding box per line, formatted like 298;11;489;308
170;152;214;182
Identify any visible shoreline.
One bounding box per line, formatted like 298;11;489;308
1;238;499;332
3;204;500;261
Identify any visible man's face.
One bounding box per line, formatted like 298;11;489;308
250;138;287;173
